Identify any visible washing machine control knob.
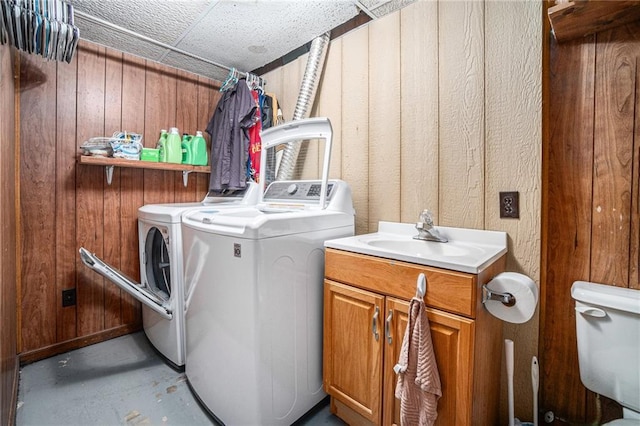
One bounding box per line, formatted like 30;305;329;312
287;184;298;195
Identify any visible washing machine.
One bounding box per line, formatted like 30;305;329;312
79;184;259;368
181;118;355;424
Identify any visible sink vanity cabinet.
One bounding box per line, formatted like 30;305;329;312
323;247;506;426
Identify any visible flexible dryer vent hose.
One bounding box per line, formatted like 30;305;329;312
276;31;331;181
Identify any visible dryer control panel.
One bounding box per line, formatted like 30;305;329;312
263;180;334;202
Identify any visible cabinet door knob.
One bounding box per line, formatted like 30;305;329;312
372;306;380;341
385;310;393;345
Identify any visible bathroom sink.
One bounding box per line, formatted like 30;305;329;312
366;239;479;258
324;221;507;274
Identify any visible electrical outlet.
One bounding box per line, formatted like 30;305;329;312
499;191;519;219
62;288;76;307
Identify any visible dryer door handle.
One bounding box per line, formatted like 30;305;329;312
79;247;173;320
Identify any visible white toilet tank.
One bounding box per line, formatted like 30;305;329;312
572;281;640;418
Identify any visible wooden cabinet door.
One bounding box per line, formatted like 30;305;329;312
324;280;385;424
383;297;474;426
382;297;409;426
428;308;474;425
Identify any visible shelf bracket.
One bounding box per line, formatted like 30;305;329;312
105;166;114;185
182;170;192;187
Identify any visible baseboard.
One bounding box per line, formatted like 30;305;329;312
18;323;141;365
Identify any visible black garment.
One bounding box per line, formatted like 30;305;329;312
261;94;273;130
206;80;256;191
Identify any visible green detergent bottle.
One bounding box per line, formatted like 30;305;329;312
165;127;183;164
157;129;168;162
191;130;208;166
181;133;194;164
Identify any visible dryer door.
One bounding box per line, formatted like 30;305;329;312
142;226;172;302
79;246;173;320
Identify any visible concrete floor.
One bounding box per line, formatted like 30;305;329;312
16;332;344;426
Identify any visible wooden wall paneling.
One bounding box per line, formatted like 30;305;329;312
399;0;439;224
315;38;343;180
0;43;17;426
56;51;79;342
543;36;596;423
438;0;485;229
631;35;640;290
103;48;124;328
368;14;401;229
591;27;637;287
19;53;58;351
175;70;200;202
281;56;303;127
262;68;282;101
295;52;321;180
300;52;322;180
120;53;146;325
484;2;542;422
341;26;370;234
281;56;307;179
195;76;218;196
76;43;107;336
143;62;177;205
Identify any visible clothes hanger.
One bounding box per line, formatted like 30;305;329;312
220;67;238;92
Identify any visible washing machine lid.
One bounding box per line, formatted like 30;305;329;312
182;180;355;239
183;207;353;239
259;117;333;210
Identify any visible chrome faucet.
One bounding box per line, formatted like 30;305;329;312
414;210;448;243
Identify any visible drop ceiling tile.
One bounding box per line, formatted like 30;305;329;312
173;0;359;72
161;50;230;81
64;0;413;83
69;0;211;44
75;15;169;60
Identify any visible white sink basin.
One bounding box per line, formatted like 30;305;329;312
366;239;481;258
325;221;507;274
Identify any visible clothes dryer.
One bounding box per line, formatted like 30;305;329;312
182;118;355;424
79;184;259;368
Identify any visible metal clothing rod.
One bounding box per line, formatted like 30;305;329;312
74;10;236;73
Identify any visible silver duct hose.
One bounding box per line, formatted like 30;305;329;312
276;31;331;180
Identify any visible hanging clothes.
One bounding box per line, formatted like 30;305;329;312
261;94;274;130
247;90;263;182
206;79;256;191
261;93;280;185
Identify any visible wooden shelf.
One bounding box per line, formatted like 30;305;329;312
78;155;210;186
548;0;640;42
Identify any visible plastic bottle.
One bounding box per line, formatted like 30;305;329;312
157;129;168;162
191;130;208;166
165;127;182;164
181;133;194;164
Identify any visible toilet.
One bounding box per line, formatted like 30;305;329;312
572;281;640;425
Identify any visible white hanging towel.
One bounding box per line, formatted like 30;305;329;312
394;297;442;426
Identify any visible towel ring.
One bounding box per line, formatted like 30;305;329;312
416;273;426;298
